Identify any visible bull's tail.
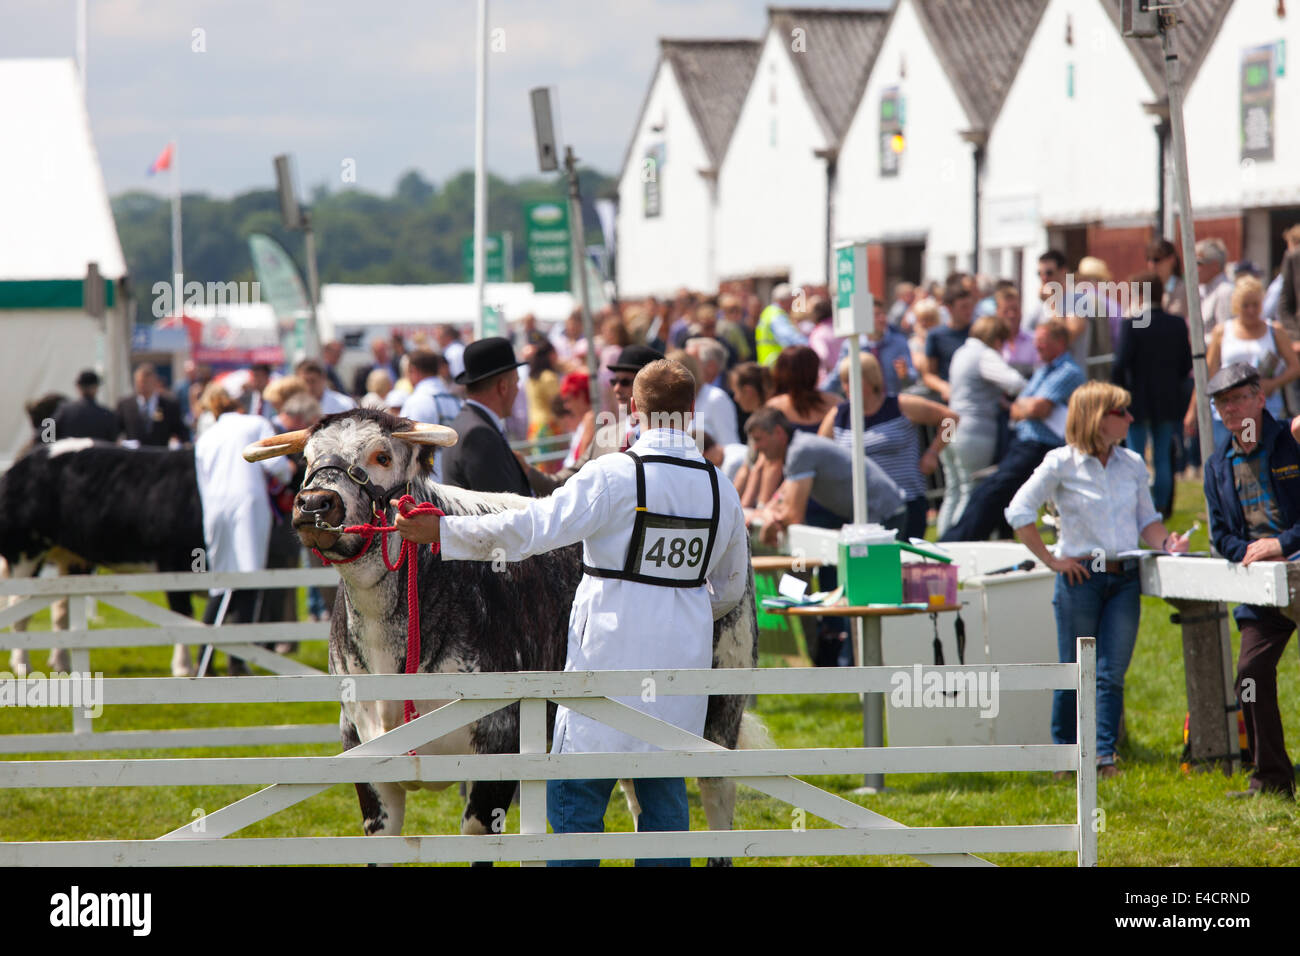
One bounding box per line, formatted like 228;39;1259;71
736;710;775;750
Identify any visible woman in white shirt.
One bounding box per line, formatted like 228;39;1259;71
1006;382;1189;778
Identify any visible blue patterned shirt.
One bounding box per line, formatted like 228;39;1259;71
1015;352;1085;446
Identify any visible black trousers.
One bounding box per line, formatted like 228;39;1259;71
939;438;1054;542
201;590;262;672
1236;607;1298;796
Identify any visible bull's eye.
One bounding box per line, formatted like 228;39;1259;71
376;452;392;467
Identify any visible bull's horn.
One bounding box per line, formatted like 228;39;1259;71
392;423;458;447
242;429;311;462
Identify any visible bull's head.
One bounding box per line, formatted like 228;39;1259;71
242;409;456;559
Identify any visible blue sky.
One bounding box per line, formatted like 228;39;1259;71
6;0;886;198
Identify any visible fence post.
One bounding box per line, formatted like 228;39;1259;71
1075;636;1097;867
518;697;547;867
69;598;93;738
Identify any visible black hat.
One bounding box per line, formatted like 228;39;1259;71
455;336;525;386
607;344;665;373
1206;362;1261;398
75;369;101;388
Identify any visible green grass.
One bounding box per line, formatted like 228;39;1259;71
3;479;1299;866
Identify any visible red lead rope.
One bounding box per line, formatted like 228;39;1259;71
312;493;444;726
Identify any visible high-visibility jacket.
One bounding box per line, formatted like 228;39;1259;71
756;305;787;365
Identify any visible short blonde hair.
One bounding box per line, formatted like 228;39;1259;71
1232;274;1264;317
969;314;1010;348
263;375;307;410
838;351;884;395
911;299;940;328
200;381;242;418
633;358;696;420
1066;381;1131;458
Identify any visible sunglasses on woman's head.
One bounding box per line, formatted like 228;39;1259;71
1104;407;1130;417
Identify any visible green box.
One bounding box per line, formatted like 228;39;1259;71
837;541;950;606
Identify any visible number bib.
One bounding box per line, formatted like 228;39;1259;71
582;452;720;588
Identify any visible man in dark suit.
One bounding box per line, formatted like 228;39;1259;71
1277;224;1300;415
439;338;532;496
1112;272;1193;517
116;363;190;446
53;370;118;442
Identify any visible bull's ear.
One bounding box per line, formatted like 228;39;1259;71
392;423;458;447
242;429;311;462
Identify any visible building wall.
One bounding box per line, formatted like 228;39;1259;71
716;28;830;288
836;0;975;285
983;0;1161;303
1183;1;1300;220
615;60;715;297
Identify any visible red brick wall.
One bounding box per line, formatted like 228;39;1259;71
867;243;886;300
1086;216;1243;282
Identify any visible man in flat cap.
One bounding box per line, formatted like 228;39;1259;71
52;369;118;442
1203;362;1300;798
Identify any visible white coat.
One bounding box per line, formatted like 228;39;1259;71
194;412;292;595
439;427;750;754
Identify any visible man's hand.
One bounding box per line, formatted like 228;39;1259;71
1243;537;1283;566
919;447;940;476
391;499;441;546
760;518;782;547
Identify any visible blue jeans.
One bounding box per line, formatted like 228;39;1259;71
546;777;690;867
1051;570;1141;761
1126;419;1175;515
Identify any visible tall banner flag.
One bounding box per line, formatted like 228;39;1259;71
247;233;313;360
148;141;182;315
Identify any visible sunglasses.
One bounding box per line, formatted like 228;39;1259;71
1104;407;1131;417
611;376;636;388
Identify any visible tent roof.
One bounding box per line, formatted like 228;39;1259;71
0;59;127;281
319;283;578;332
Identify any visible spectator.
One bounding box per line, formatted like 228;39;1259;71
1273;224;1300;415
1024;249;1068;332
1147;238;1187;318
116;362;190;447
729;361;772;433
1202;363;1300;798
262;390;322;648
888;282;916;329
52;369;117;441
766;345;835;432
940;319;1086;542
400;349;463;480
1072;256;1121;376
262;375;308;418
1007;381;1189;779
805;297;842;382
352;338;396;398
514;312;549;354
598;315;632;407
241;363;274;419
360;367;394;410
1197;238;1233;342
998;287;1037;377
822;352;955;541
1112;273;1193;518
550;309;586;368
686;337;740;447
321;340;348;395
920;280;975;402
558;371;596;470
296;358;357;415
435;325;467;381
523;340;562;444
838;298;916;396
907;297;941;385
939;316;1027;536
973;274;999;318
755;283;808;365
718;293;754;363
1206;275;1300;450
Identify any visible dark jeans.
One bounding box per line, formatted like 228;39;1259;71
885;496;928;543
1236;608;1298;796
546;777;689;867
939;438;1054;542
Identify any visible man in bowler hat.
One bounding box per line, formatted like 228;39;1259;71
439;337;533;496
53;369;118;442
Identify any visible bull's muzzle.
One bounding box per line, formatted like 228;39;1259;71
294;488;346;549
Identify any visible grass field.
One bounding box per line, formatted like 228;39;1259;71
2;478;1298;866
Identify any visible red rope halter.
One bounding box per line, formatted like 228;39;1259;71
313;493;444;726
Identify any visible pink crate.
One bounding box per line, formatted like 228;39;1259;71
902;562;958;606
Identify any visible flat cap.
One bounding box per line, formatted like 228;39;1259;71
1206;362;1260;398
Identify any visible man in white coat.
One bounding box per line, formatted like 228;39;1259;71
193;383;294;675
394;359;750;866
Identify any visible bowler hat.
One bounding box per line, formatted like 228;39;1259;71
607;344;664;373
75;369;101;388
455;337;525;386
1206;362;1261;398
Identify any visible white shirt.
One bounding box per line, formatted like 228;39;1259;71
694;383;740;447
321;389;357;415
443;340;466;381
1005;444;1160;559
401;377;463;482
439;428;750;754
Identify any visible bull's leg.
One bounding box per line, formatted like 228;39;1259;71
3;555;42;678
167;590;196;677
341;711;406;866
463;780;517;868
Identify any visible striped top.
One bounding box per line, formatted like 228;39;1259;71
832;397;925;502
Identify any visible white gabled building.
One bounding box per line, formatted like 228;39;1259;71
615;39;761;297
715;6;890;292
836;0;1047;297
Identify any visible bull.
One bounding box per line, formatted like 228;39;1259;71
245;408;761;864
0;438;204;677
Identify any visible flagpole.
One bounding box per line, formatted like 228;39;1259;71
171;138;182;317
473;0;488;341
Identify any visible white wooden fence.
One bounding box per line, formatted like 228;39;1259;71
0;592;1098;865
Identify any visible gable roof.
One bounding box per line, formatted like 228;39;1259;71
1098;0;1234;100
911;0;1050;136
766;6;893;148
661;39;763;168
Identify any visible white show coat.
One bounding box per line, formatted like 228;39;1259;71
440;428;750;754
194;412;292;596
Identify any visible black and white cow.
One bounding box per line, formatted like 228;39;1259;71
245;408;761;863
0;438;205;677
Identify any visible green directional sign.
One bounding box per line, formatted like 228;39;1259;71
525;200;571;293
462;232;510;283
836;245;855;312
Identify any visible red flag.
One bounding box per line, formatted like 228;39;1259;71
147;142;174;175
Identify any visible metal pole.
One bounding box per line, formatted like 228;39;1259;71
302;216;322;359
971;146;983;274
171;138;182;317
566;147;601;412
473;0;488;341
